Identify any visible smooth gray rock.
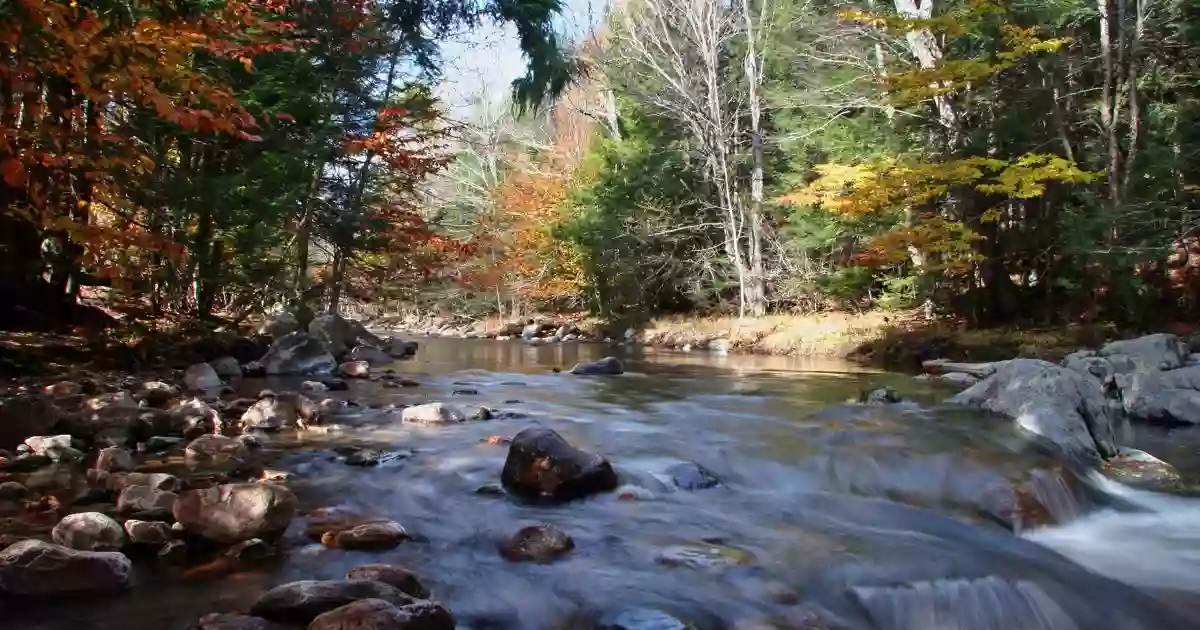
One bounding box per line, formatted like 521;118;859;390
210;356;244;379
570;356;625;375
1115;364;1200;424
1099;333;1189;371
950;359;1116;461
401;403;465;424
249;579;418;625
51;512;126;551
183;362;223;391
0;540;131;596
173;483;297;544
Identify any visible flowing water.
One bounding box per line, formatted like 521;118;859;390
10;339;1200;630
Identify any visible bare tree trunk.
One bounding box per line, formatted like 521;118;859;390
1121;0;1147;197
893;0;959;145
740;0;767;317
1098;0;1121;206
603;89;621;140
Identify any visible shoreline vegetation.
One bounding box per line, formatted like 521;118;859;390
378;308;1153;369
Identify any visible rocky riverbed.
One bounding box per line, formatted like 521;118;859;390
2;317;1200;630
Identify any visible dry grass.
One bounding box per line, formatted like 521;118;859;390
644;310;914;356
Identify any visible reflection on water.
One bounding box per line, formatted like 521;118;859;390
9;339;1200;630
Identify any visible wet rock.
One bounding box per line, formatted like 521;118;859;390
860;388;902;404
309;314;383;357
0;540;131;596
656;541;754;571
144;436;184;452
597;608;690;630
327;520;408;550
195;613;283;630
302;381;330;394
209;356;244;379
344;449;383;467
0;453;52;472
569;356;624;375
259;332;337;375
184;362;224;392
0;394;61;451
950;359;1117;461
1101;447;1183;491
345;564;430;598
158;539;189;564
453;388;479;396
498;524;574;563
475;484;505;496
259;311;300;338
173;483;297;544
250;579;419;625
309;598;454;630
501;427;619;502
340;360;371;378
664;462;721;490
94;446;135;472
117;485;178;519
241;392;318;432
349;345;394;366
51;512;126;552
401;403;465;424
24;434;82;462
124;519;174;546
470;406;493;421
171;398;224;436
109;471;181;493
225;537;275;562
186;434;252;473
384;336;419;359
135;381;180;409
1099;333;1190;371
0;481;28;503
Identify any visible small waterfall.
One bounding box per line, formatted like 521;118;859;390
1023;471;1200;593
851;576;1079;630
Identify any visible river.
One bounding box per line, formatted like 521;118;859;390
9;339;1200;630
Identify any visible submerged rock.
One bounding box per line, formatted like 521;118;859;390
0;539;131;596
259;332;337;375
195;613;284;630
949;359;1117;461
250;579;419;625
657;541;754;571
327;520;408;550
173;483;298;544
308;598;454;630
345;565;430;598
498;524;574;563
569;356;625;375
401;403;465;424
51;512;126;552
664;462;721;490
501;427;619;502
597;608;690;630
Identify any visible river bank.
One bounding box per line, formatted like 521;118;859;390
377;309;1138;369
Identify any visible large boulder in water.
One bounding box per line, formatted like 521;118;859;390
250;579;419;625
384;336;419;359
173;482;298;544
309;598;454;630
0;539;131;596
1114;364;1200;425
241;391;318;431
501;427;619;501
259;332;337;375
1098;333;1189;371
949;359;1117;461
309;314;383;357
570;356;624;375
183;362;223;392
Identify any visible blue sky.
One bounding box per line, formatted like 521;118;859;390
434;0;606;120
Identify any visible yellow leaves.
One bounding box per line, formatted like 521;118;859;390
780;154;1098;217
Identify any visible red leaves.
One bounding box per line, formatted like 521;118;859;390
1;156;27;188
